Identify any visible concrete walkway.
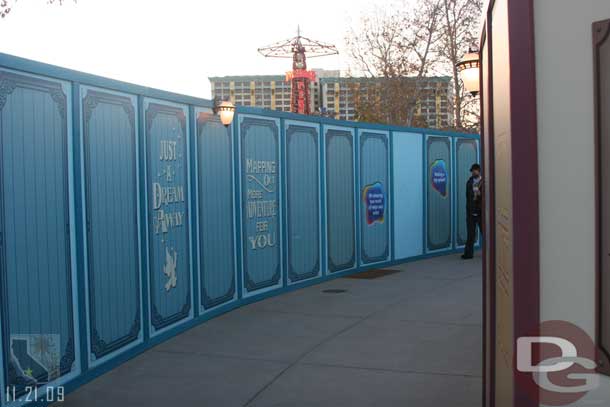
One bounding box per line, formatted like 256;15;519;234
61;254;482;407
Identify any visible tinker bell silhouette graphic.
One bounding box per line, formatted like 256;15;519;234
163;246;177;292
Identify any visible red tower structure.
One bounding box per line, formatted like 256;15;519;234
258;27;338;115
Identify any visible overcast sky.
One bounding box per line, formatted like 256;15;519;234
0;0;399;98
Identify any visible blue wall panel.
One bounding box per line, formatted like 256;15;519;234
239;115;282;296
359;131;390;264
325;126;356;273
81;86;142;362
195;109;236;310
144;99;192;334
393;132;424;259
285;121;321;283
455;138;479;247
0;70;77;394
426;135;452;252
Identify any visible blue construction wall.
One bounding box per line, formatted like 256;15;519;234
426;135;453;252
195;108;237;311
324;125;356;273
82;86;142;364
455;138;480;247
0;54;479;406
285;120;321;285
393;132;424;260
359;130;390;265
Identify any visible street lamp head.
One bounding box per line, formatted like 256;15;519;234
457;47;481;97
213;98;236;127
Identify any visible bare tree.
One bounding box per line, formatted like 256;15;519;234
345;0;483;131
345;0;443;126
1;0;76;19
437;0;483;131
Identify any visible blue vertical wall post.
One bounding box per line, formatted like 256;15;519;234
137;95;150;341
452;136;456;249
451;136;457;250
280;118;288;288
71;82;89;376
188;105;200;318
233;114;243;300
319;122;327;276
354;127;361;266
65;77;81;391
186;105;195;322
389;131;395;262
422;134;428;254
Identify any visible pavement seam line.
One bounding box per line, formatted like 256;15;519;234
253;308;363;320
298;361;483;379
242;316;367;407
151;348;291;364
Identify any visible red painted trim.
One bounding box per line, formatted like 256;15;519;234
506;0;540;406
480;0;540;406
481;12;497;406
479;29;487;407
594;19;610;376
594;19;602;376
480;2;498;406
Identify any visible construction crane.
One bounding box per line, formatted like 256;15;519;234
258;27;339;115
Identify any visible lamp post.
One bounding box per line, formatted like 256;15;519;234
213;98;236;127
457;47;481;97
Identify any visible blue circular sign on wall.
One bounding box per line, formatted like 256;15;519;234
430;159;448;198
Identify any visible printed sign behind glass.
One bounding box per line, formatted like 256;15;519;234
430;159;448;198
362;182;385;225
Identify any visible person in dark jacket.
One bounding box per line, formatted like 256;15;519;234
462;163;483;259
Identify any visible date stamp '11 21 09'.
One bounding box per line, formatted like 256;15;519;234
5;385;65;404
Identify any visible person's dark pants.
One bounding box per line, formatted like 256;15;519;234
463;212;482;258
